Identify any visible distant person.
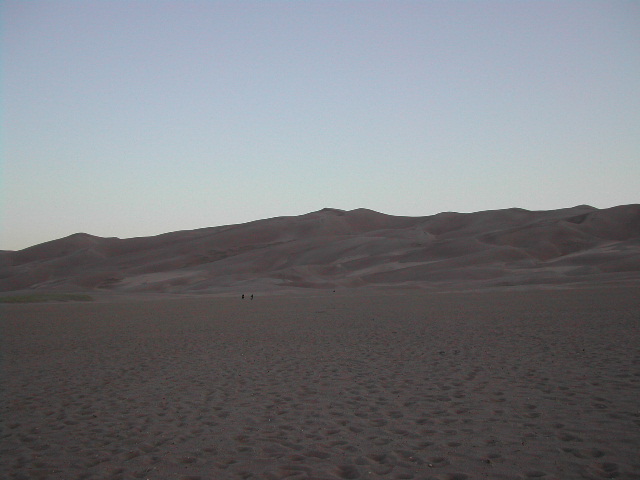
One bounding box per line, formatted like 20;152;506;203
251;294;254;300
242;294;245;299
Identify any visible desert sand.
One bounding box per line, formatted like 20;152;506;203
2;204;639;294
2;286;639;479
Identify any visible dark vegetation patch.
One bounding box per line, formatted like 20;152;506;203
0;293;94;303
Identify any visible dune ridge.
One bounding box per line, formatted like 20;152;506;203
1;204;639;294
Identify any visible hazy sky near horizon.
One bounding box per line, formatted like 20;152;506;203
2;1;639;250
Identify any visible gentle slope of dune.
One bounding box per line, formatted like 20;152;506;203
1;204;638;294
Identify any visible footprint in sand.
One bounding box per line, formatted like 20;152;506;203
426;456;450;468
562;447;606;459
524;471;547;478
336;464;360;479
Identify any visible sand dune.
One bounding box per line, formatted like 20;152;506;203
2;206;639;478
1;205;639;294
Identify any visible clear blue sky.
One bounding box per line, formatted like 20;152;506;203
2;1;639;250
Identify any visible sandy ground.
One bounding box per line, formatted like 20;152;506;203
1;287;639;480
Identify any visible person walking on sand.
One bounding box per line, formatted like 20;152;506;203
251;294;254;300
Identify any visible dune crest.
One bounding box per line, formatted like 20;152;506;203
1;205;639;294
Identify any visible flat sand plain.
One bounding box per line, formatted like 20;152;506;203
1;287;639;480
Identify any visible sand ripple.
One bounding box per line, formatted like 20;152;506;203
2;288;639;479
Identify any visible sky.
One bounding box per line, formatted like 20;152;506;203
2;1;639;251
